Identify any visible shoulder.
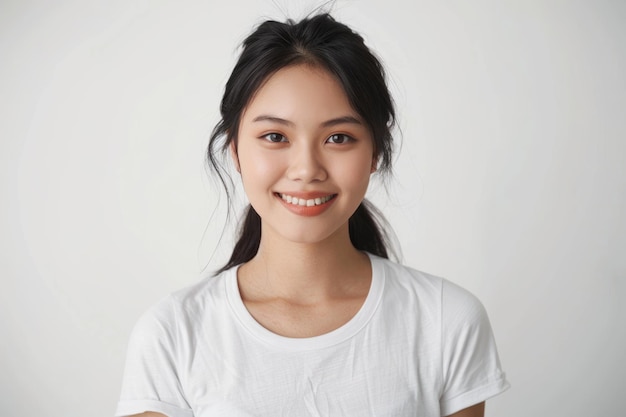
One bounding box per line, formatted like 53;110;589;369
371;254;479;306
371;253;443;293
130;269;234;341
370;253;487;324
367;255;508;412
441;278;487;323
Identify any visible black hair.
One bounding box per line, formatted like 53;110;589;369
207;13;397;273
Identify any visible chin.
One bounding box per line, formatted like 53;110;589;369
263;220;349;246
276;230;338;245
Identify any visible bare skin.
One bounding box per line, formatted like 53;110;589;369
449;401;486;417
227;64;377;339
236;222;372;338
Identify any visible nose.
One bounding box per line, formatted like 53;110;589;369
286;143;327;183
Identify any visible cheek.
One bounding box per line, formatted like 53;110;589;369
333;153;374;188
238;149;283;189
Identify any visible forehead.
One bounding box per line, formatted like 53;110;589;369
242;64;359;122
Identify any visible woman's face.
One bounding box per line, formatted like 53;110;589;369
233;64;376;245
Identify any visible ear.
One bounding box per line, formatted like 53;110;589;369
229;140;241;173
370;155;378;173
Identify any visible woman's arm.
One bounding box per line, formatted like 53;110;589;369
446;401;485;417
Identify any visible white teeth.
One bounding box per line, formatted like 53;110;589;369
279;193;334;207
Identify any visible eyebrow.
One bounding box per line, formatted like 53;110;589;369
252;115;363;128
321;116;363;128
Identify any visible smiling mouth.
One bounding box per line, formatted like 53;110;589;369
276;193;337;207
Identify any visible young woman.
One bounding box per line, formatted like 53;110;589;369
116;13;509;417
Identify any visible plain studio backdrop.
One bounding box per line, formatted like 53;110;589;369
1;0;624;416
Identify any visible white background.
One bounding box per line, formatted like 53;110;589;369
1;0;625;416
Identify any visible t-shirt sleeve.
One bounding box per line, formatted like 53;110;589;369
115;297;193;417
439;280;509;416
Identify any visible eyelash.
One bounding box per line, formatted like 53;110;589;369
326;134;353;144
260;133;354;144
262;133;287;143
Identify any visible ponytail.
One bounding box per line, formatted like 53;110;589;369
216;205;261;274
348;200;390;259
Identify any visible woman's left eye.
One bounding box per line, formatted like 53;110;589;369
326;134;352;144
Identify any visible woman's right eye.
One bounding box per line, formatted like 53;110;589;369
262;133;287;143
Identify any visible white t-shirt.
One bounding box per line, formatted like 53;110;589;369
116;253;509;417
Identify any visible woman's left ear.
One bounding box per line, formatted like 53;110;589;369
229;141;241;173
370;157;378;173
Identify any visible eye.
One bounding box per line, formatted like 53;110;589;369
262;133;287;143
326;134;353;144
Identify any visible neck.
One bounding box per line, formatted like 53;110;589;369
238;223;371;304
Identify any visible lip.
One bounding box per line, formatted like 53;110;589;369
274;192;337;216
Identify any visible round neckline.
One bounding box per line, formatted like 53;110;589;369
225;252;385;352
